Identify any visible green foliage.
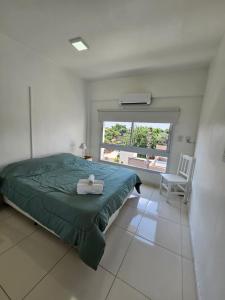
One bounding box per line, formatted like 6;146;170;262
132;126;149;148
113;154;120;163
104;123;169;149
104;124;130;145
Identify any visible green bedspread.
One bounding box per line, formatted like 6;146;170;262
0;153;141;269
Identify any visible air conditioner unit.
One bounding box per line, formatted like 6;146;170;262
120;93;151;106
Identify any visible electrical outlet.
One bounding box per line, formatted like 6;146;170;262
185;136;192;143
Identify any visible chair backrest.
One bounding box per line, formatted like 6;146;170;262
177;153;195;182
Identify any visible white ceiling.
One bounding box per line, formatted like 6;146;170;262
0;0;225;79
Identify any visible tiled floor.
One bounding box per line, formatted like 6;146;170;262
0;185;197;300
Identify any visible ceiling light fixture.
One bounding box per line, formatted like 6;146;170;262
70;37;89;51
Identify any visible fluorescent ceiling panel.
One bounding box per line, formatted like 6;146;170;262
70;38;89;51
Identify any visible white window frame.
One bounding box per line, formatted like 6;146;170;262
99;121;173;173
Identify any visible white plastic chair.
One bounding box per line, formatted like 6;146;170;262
160;154;195;203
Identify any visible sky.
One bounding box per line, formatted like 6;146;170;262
104;121;170;130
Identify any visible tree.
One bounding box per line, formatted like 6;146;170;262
104;124;169;148
133;126;169;148
132;126;149;148
104;124;130;145
157;130;169;145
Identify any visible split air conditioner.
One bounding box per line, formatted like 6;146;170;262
120;93;152;106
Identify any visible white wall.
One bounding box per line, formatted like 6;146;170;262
87;68;207;184
0;32;86;166
190;34;225;300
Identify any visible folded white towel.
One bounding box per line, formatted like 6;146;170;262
88;174;95;184
77;179;104;195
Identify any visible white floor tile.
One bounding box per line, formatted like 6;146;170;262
182;226;193;260
182;258;197;300
100;225;133;275
115;205;142;233
0;287;9;300
145;197;181;224
140;184;156;199
137;215;181;254
0;211;37;255
0;187;197;300
150;190;167;202
118;236;182;300
181;204;189;226
0;205;13;222
151;190;181;208
107;278;146;300
125;195;149;212
25;250;114;300
0;228;69;300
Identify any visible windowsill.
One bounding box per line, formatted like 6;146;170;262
99;159;165;175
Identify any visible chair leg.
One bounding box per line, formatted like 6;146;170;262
184;183;191;204
183;191;188;204
166;183;172;204
184;185;189;204
160;176;163;195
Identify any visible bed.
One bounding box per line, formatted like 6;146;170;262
0;153;141;269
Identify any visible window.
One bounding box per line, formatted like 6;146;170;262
100;121;172;173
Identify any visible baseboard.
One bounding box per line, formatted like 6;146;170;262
189;221;201;300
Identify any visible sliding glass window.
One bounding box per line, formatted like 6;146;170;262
100;121;172;173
